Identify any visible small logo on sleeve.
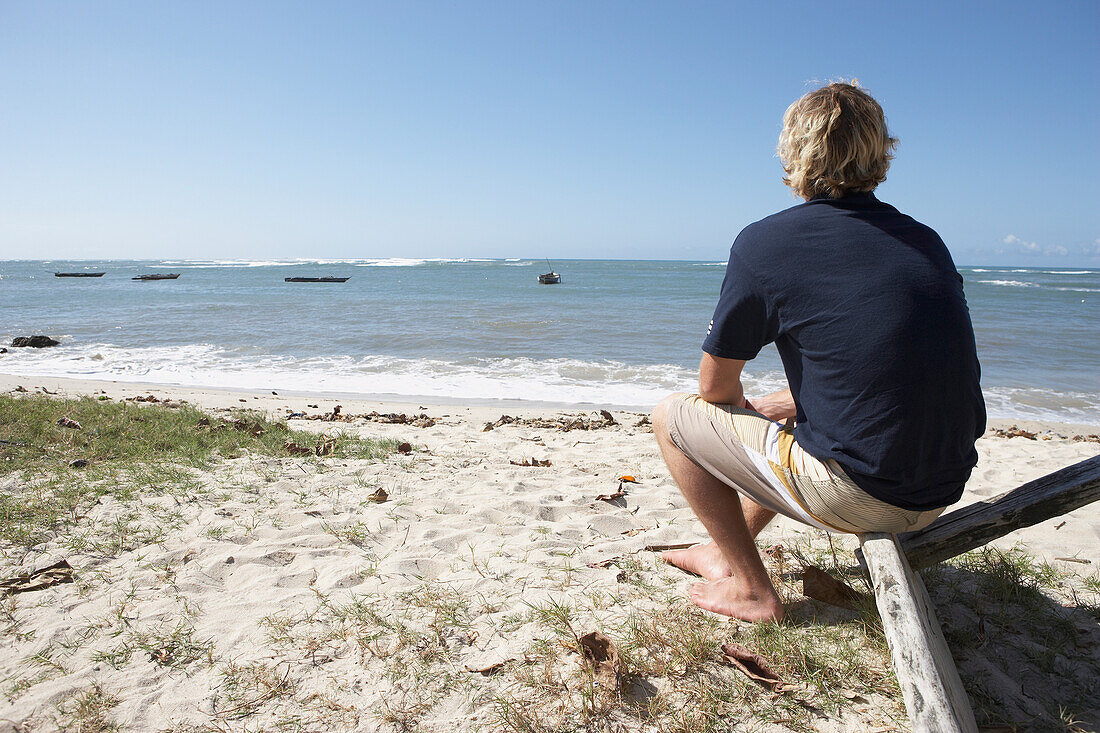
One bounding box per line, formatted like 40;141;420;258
706;319;714;336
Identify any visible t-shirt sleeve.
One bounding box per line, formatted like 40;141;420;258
701;250;778;360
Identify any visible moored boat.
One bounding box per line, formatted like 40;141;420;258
538;258;561;284
55;272;105;277
132;273;180;280
284;276;351;283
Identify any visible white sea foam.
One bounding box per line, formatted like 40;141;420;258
1042;270;1094;275
353;258;492;267
982;386;1100;424
1051;287;1100;293
156;258;496;268
977;280;1039;287
2;343;768;408
5;341;1095;420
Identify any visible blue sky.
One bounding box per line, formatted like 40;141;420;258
1;1;1097;265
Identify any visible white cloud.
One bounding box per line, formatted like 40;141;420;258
1002;234;1068;257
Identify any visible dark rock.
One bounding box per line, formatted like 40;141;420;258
12;336;60;348
0;348;7;353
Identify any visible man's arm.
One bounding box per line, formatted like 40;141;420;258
698;352;748;406
699;352;797;422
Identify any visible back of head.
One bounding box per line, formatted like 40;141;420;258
777;81;898;200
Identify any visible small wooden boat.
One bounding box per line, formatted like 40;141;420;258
55;272;105;277
284;276;350;283
538;260;561;284
132;273;180;281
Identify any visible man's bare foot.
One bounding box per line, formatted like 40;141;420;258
662;542;733;580
688;577;784;622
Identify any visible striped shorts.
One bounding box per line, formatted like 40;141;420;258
664;394;946;534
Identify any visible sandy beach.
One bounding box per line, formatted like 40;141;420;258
1;373;1097;731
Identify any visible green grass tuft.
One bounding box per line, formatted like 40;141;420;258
0;394;402;550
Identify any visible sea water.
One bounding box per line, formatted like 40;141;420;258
1;259;1097;423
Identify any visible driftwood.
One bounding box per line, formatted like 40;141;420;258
852;455;1100;731
858;533;978;732
897;454;1100;569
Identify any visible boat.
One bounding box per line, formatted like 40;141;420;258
132;273;180;281
538;259;561;284
284;276;350;283
55;272;105;277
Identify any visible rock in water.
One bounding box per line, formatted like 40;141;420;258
11;335;60;348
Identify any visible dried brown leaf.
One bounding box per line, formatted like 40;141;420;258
509;457;551;467
801;566;863;609
720;641;783;689
56;416;81;430
578;631;620;690
1;560;75;595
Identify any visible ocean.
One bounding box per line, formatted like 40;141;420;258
1;259;1098;423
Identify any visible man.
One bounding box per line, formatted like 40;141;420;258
652;82;985;622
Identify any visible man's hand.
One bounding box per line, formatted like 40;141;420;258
747;388;797;422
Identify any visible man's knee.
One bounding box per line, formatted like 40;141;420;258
652;392;688;442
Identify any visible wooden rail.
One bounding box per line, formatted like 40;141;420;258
898;454;1100;569
855;454;1100;731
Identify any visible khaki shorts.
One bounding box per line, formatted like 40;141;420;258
665;394;946;534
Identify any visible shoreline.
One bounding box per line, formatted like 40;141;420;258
2;371;1098;434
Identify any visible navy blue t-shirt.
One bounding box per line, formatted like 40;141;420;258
702;192;985;510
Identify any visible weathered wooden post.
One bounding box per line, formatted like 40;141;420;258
854;454;1100;731
859;532;978;732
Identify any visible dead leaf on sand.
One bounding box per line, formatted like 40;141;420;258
315;437;337;456
55;416;81;430
397;442;413;454
578;632;620;690
801;566;863;609
229;419;265;436
989;425;1037;440
1;560;75;595
720;642;784;690
620;526;651;537
283;441;314;456
367;488;389;503
595;489;626;503
509;457;551;467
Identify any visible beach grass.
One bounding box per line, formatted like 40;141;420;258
924;546;1100;728
55;683;119;733
0;393;402;550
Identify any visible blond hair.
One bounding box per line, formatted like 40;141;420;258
777;81;898;200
